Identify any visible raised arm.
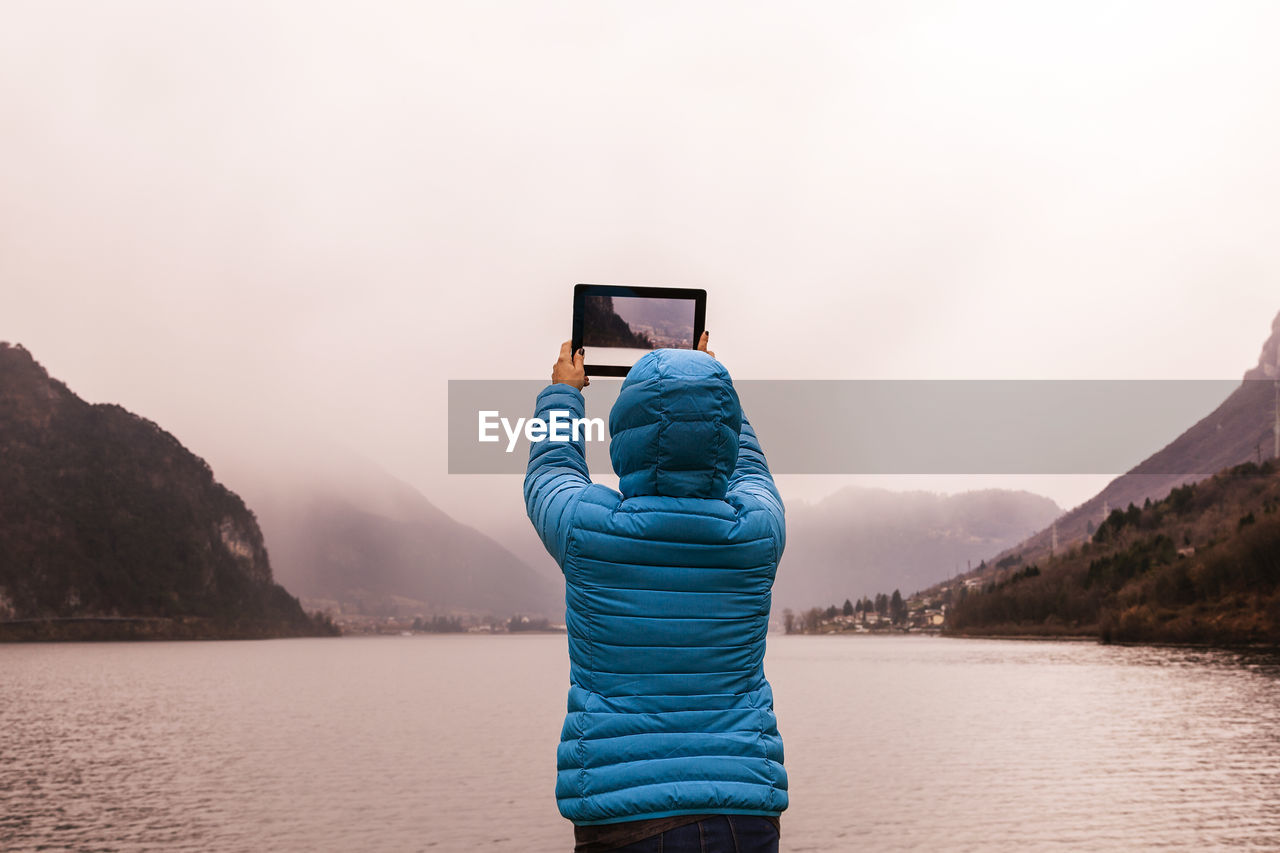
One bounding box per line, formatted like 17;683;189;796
524;342;592;565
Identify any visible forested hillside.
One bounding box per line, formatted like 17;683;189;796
948;460;1280;644
0;342;334;640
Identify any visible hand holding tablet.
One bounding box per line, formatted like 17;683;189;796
550;340;590;390
571;283;707;377
697;330;715;360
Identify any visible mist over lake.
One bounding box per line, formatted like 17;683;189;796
4;634;1279;852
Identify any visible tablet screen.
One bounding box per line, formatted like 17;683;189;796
572;284;707;376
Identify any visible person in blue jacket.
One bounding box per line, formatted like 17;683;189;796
524;332;787;853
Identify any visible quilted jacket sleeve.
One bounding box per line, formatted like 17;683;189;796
726;413;786;548
524;383;592;566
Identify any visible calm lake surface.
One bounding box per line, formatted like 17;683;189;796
3;634;1280;852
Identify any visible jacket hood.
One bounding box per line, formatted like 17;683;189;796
609;349;742;500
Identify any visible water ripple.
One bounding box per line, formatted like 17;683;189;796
2;635;1279;851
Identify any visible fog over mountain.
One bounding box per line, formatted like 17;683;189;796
5;2;1280;537
0;341;561;624
212;440;563;619
775;486;1061;609
5;0;1280;627
0;344;328;639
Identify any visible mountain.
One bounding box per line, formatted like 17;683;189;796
0;343;332;641
220;448;563;619
947;459;1280;643
584;295;652;348
959;310;1280;584
775;487;1062;608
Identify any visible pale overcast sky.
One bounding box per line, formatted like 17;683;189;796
4;1;1279;532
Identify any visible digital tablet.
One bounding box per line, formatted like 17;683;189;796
572;284;707;377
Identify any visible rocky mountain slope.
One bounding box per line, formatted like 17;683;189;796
0;343;331;640
960;310;1280;584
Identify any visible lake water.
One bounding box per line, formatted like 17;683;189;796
3;635;1280;852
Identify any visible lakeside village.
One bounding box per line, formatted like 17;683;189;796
782;551;1052;635
782;589;951;635
301;601;567;636
305;587;960;637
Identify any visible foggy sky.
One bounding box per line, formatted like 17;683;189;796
4;1;1280;548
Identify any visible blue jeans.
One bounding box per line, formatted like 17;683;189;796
612;815;779;853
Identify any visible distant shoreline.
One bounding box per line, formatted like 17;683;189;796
781;629;1280;652
944;631;1097;643
945;630;1280;652
784;629;1096;643
0;615;336;642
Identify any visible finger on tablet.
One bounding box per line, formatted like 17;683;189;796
574;348;585;368
559;340;573;362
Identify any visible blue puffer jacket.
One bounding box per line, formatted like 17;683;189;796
524;348;787;826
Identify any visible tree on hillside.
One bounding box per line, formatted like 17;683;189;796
890;589;905;624
842;598;854;617
860;597;875;624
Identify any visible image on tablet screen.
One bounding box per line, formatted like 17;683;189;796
583;296;696;352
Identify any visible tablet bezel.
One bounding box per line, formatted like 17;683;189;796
571;283;707;377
